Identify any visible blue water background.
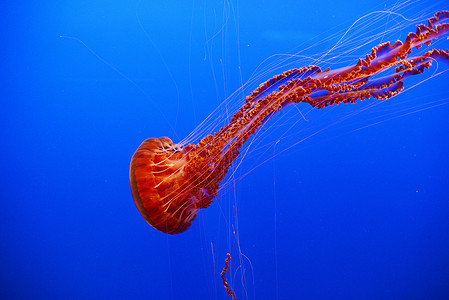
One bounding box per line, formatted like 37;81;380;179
2;1;449;299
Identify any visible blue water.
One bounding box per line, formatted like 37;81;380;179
2;1;449;299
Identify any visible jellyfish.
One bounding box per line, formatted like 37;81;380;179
129;11;449;234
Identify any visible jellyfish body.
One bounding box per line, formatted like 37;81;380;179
130;11;449;234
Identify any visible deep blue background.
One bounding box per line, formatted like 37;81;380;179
2;1;449;299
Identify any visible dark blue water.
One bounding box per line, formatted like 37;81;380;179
2;1;449;299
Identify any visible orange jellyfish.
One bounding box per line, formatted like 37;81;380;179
130;11;449;234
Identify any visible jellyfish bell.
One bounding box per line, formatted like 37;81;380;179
130;137;214;234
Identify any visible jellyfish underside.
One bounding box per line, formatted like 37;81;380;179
130;11;449;234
